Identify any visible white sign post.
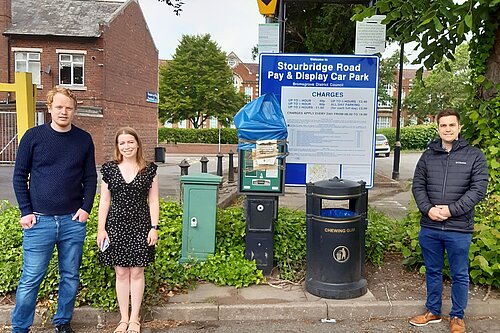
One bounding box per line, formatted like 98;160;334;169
355;15;386;55
258;23;280;54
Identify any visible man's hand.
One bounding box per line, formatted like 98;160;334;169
72;209;89;222
435;205;451;218
20;214;36;229
428;207;448;222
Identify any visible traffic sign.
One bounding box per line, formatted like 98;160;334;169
257;0;278;16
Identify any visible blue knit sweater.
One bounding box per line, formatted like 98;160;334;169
13;123;97;217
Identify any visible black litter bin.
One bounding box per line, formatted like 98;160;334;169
155;147;166;163
305;177;368;299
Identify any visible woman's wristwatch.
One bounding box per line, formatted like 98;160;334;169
151;225;160;230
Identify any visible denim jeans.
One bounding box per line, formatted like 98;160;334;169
419;227;472;319
11;213;87;333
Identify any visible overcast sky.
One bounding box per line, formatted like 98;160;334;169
138;0;263;63
137;0;419;66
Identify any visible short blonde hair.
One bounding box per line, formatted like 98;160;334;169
46;87;77;109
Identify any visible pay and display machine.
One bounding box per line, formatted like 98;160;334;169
234;94;288;275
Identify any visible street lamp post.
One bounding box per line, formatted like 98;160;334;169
392;42;404;180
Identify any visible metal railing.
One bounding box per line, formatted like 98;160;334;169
0;111;18;164
0;110;44;164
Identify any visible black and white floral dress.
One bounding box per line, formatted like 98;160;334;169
99;161;158;267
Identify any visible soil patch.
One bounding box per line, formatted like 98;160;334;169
366;252;499;302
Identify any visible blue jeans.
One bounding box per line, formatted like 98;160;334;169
11;213;87;333
419;227;472;319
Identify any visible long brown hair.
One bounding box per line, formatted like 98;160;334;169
113;127;147;171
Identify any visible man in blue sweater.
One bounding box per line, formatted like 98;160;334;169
12;87;97;333
409;109;488;333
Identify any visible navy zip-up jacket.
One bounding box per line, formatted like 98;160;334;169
412;136;488;233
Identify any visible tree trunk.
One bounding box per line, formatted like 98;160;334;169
482;13;500;100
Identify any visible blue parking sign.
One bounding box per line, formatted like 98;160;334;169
259;53;379;187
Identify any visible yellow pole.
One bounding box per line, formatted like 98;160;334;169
0;72;36;140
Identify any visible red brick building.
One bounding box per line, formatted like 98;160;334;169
377;68;424;129
227;52;259;101
0;0;158;164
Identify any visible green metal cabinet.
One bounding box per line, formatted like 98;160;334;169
180;173;222;263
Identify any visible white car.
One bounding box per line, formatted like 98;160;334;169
375;134;391;157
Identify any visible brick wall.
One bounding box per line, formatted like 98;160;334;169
0;0;11;100
3;0;158;165
100;1;158;164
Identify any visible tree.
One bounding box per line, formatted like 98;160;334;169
159;34;246;129
378;50;409;107
284;2;357;54
157;0;184;15
353;0;500;188
404;43;471;123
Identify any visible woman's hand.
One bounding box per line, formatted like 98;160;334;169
97;229;109;249
148;228;158;246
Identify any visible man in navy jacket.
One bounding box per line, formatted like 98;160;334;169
409;108;488;333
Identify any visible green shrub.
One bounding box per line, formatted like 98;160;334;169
8;195;495;311
469;193;500;288
366;208;397;267
391;194;500;288
274;207;307;281
0;201;23;294
158;128;238;144
377;124;437;151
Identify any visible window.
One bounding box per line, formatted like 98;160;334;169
378;84;392;107
178;120;187;129
209;117;217;129
59;53;84;86
244;86;253;98
377;116;391;129
14;51;41;85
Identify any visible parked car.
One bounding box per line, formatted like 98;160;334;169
375;134;391;157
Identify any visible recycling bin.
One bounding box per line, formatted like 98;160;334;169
179;173;222;263
155;146;166;163
305;177;368;299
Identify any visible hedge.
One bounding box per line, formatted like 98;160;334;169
159;125;438;151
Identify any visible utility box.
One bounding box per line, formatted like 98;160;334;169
180;173;222;263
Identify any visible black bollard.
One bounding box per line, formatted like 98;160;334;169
228;150;234;183
216;152;223;177
179;159;190;176
200;156;209;173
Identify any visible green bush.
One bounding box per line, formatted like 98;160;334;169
391;195;500;288
377;124;438;151
158;128;238;144
366;208;397;267
159;125;437;151
11;194;497;307
469;194;500;287
274;208;307;281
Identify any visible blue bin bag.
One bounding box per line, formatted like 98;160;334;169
234;93;288;151
321;208;356;218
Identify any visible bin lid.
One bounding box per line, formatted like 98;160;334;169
307;176;365;197
180;172;222;185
